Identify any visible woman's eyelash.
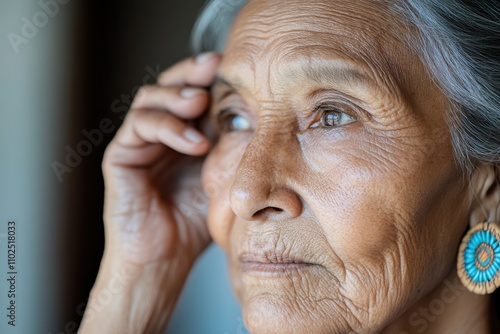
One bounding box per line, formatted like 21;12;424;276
216;107;232;122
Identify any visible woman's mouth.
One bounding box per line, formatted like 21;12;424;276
238;252;317;277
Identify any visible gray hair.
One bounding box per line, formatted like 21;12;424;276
191;0;500;176
191;0;246;53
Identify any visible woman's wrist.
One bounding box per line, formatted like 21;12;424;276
79;250;194;333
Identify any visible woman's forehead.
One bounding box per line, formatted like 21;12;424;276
221;0;414;89
228;0;404;48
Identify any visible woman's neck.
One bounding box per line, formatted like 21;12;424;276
382;270;493;334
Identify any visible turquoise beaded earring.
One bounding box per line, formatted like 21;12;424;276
457;221;500;294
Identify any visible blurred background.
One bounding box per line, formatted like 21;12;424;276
0;0;243;333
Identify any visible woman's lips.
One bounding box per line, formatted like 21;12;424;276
238;252;316;277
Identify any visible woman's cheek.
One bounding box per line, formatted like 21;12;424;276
202;135;249;251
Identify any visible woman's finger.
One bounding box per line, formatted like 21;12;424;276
157;52;221;87
113;108;210;155
131;86;210;120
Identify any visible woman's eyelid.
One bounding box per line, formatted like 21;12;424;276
217;104;249;120
315;103;354;116
210;91;249;128
309;89;372;120
316;98;365;118
211;82;235;104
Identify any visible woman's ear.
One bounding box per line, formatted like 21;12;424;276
469;164;500;227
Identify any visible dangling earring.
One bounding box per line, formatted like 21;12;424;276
457;221;500;294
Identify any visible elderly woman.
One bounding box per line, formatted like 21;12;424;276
79;0;500;333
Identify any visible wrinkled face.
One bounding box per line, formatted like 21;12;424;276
202;0;470;333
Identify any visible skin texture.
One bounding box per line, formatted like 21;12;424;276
80;0;500;333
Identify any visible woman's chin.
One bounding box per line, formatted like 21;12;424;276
242;295;309;334
240;292;357;334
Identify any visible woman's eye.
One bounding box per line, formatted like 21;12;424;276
219;112;251;132
318;108;357;128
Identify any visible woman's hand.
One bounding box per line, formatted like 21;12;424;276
79;53;221;334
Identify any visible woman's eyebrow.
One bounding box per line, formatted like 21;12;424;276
212;76;244;92
283;61;377;91
213;64;372;91
212;60;398;105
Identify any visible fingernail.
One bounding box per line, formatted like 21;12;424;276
180;88;204;98
183;128;205;144
195;52;217;63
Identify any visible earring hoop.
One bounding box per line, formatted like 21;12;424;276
457;221;500;295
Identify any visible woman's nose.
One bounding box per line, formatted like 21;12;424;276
229;135;303;222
